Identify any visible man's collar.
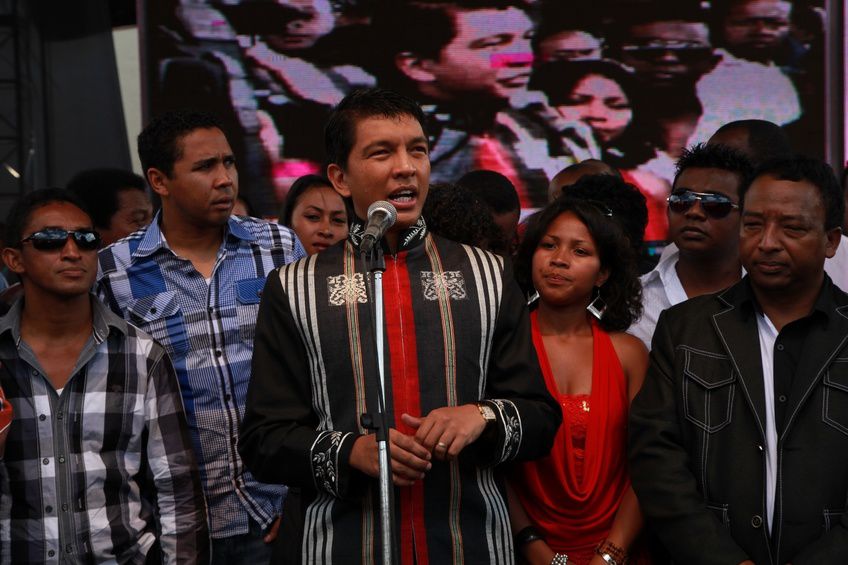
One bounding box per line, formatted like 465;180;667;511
0;294;127;346
133;211;255;259
723;275;836;325
348;215;428;254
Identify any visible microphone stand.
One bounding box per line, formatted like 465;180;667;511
360;242;398;565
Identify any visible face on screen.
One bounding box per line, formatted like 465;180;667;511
554;74;633;145
620;20;715;86
538;30;603;63
722;0;791;62
265;0;336;52
422;7;534;102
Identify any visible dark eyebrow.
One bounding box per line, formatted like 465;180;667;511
192;157;219;169
409;136;429;147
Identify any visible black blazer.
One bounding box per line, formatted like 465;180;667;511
629;276;848;565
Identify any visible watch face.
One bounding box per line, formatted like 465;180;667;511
480;404;496;421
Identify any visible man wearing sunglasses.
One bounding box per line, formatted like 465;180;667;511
97;110;305;563
0;189;209;563
630;155;848;564
630;143;753;349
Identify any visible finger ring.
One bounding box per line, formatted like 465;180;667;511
437;442;447;449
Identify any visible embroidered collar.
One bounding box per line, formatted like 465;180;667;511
348;215;428;254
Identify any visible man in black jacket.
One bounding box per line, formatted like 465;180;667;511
630;156;848;564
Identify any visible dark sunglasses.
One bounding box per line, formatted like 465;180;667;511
667;190;739;219
20;228;101;251
621;45;714;63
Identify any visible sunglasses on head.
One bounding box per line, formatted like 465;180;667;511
20;228;101;251
667;190;739;219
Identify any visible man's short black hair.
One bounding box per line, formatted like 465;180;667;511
137;109;223;177
741;156;844;232
5;188;91;249
66;168;147;231
324;88;427;169
457;169;520;214
673;142;755;191
710;120;793;166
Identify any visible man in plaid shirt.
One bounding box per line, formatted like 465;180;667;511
97;110;305;563
0;189;208;563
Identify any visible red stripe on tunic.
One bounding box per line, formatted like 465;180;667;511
384;253;430;565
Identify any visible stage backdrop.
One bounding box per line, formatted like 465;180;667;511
140;0;834;242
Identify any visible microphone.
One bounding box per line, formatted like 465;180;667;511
360;201;397;254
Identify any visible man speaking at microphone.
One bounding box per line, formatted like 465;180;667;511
239;87;560;564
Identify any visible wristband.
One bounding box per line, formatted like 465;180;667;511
514;525;544;548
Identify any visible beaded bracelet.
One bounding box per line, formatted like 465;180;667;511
550;553;568;565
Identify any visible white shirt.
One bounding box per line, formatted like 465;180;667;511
629;245;689;349
690;49;801;145
755;312;780;533
825;235;848;292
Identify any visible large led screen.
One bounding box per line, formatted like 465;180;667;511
141;0;829;244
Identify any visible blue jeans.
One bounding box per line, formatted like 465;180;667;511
211;519;273;565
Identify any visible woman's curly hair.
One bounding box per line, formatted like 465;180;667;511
423;183;506;252
514;196;642;332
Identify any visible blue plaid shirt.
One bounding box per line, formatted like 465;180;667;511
96;213;305;538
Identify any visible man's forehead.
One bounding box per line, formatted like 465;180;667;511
747;176;823;208
26;202;91;230
353;115;426;145
730;0;792;18
176;127;230;157
451;6;532;39
629;20;710;42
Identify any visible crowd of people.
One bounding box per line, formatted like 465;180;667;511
0;80;847;565
150;0;825;236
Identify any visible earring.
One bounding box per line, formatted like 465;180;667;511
527;289;540;306
586;286;607;320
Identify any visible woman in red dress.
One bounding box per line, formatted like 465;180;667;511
510;197;648;565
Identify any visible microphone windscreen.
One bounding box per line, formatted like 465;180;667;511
367;201;398;227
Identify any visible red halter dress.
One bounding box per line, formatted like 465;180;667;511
512;312;631;565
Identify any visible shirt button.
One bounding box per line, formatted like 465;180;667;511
224;394;231;402
42;458;49;465
776;344;785;351
58;456;65;464
778;395;787;402
65;544;73;553
751;515;763;528
48;550;55;557
150;307;157;314
208;306;214;314
32;370;38;376
57;412;64;420
45;505;52;513
756;444;764;451
62;503;68;511
39;414;47;421
215;350;222;357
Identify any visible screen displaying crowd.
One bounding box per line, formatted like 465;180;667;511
142;0;828;244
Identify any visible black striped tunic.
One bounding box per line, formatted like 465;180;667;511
240;220;560;564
